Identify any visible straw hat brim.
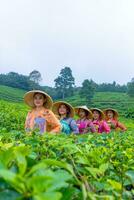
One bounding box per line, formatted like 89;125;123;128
52;101;74;118
103;108;119;118
24;90;53;109
75;106;93;119
90;108;105;120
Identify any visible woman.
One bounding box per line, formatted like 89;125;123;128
91;108;110;133
52;101;79;135
24;90;61;134
103;108;127;131
75;105;96;134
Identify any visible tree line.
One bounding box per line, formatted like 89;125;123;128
0;71;42;91
0;67;133;102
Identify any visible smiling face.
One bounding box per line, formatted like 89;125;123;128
93;110;100;120
107;110;114;119
33;93;46;108
78;108;87;119
58;104;69;116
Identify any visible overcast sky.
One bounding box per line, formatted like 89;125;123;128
0;0;134;86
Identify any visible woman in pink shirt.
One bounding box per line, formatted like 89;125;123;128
91;108;110;133
75;106;96;134
103;108;127;132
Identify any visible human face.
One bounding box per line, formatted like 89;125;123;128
93;110;100;120
78;109;87;119
107;110;114;119
58;104;68;116
33;93;46;108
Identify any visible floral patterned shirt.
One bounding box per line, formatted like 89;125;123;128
25;108;61;134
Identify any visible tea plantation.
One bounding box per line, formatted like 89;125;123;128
0;100;134;200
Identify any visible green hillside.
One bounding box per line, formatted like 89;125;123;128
0;85;26;102
64;92;134;116
0;85;134;117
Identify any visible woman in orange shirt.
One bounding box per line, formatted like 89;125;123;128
24;90;61;134
103;108;127;132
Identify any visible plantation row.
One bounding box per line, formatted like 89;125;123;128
65;93;134;118
0;85;134;118
0;85;25;102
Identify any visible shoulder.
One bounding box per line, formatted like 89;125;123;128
66;117;75;124
27;110;33;115
86;119;91;123
101;120;107;125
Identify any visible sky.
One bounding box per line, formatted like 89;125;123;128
0;0;134;86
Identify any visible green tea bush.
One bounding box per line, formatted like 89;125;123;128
0;100;134;199
0;131;133;200
0;100;27;131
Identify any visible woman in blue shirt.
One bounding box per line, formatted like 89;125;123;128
52;101;79;135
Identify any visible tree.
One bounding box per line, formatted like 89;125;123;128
79;79;96;105
96;81;127;93
0;72;33;90
127;78;134;97
29;70;42;89
54;67;75;99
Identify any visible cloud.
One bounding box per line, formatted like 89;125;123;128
0;0;134;86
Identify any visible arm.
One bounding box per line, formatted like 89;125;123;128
117;121;127;131
103;121;111;133
88;121;96;133
70;119;79;134
45;110;61;133
25;111;32;133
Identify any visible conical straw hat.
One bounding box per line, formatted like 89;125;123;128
52;101;74;118
90;108;105;120
24;90;53;109
75;105;93;119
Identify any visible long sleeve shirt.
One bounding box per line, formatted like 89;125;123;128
107;119;127;131
92;120;110;133
25;108;61;134
61;117;79;134
76;119;96;134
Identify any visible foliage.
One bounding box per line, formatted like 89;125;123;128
64;92;134;118
0;100;134;199
96;81;127;93
0;72;40;91
54;67;75;99
0;85;26;102
0;69;131;96
127;78;134;97
0;100;27;131
29;70;42;89
125;108;134;119
79;79;96;105
0;129;133;200
0;88;134;119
